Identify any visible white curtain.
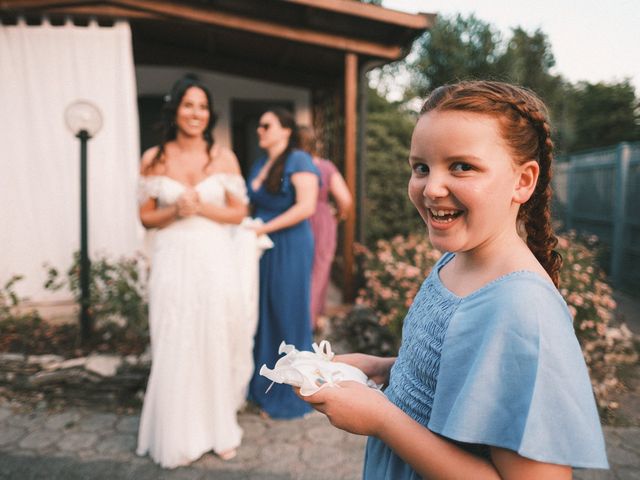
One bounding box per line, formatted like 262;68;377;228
0;19;142;302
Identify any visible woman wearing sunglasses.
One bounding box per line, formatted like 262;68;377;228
247;108;320;419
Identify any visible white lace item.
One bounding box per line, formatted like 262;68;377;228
259;340;379;396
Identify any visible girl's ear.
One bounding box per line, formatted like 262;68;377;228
513;160;539;204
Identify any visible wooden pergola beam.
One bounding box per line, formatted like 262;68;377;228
3;0;434;29
284;0;434;30
343;52;358;302
0;0;94;9
32;4;161;19
113;0;404;60
1;0;408;59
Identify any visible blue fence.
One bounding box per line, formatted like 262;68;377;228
552;142;640;291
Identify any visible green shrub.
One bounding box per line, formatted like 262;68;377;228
0;275;42;323
364;89;423;244
44;251;149;334
0;254;149;357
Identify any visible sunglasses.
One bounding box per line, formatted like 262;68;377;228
257;123;271;131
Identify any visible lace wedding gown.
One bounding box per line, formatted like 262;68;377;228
136;174;264;468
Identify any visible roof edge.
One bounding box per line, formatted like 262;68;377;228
282;0;434;30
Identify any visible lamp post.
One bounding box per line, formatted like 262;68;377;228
64;100;103;343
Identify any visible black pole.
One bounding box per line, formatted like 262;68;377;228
78;129;92;343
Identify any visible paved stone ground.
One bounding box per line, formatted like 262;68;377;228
0;405;366;480
0;401;637;479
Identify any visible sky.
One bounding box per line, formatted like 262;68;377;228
382;0;640;94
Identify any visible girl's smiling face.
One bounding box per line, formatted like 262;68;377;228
408;109;535;255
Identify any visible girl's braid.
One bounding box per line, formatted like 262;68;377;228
507;96;562;287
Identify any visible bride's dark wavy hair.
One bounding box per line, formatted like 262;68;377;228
145;73;219;173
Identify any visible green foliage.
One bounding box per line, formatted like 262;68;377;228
364;88;423;244
0;312;148;358
329;305;398;357
495;27;574;152
44;252;148;334
410;14;502;95
402;13;640;154
0;275;41;323
0;271;148;357
497;27;556;90
567;80;640;151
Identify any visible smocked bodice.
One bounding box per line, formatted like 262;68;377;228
384;254;461;426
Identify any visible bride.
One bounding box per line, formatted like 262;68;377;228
136;74;258;468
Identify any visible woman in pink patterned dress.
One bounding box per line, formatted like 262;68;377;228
299;126;353;331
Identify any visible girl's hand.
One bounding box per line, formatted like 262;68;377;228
334;354;395;386
300;381;394;437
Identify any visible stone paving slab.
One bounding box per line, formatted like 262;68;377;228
0;404;637;479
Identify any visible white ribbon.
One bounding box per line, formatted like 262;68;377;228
259;340;380;396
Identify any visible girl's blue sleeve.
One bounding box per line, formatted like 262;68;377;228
428;275;608;469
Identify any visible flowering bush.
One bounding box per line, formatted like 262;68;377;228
354;235;441;339
349;231;637;412
556;232;637;412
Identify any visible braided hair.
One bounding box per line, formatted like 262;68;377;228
144;73;218;173
264;107;299;194
420;80;562;287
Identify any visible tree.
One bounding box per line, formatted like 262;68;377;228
497;28;556;91
406;14;640;154
568;80;640;151
495;27;572;152
364;88;423;244
409;14;503;96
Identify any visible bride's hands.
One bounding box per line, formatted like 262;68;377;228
176;188;200;217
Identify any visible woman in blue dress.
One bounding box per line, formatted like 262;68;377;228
300;81;608;478
247;107;320;419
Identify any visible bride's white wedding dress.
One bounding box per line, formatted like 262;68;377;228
136;173;265;469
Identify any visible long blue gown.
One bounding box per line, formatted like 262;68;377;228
247;149;320;418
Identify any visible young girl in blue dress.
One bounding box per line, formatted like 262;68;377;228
301;81;608;478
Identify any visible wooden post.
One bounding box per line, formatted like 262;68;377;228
611;142;630;286
343;52;357;301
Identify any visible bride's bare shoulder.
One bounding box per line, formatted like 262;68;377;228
210;145;241;175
